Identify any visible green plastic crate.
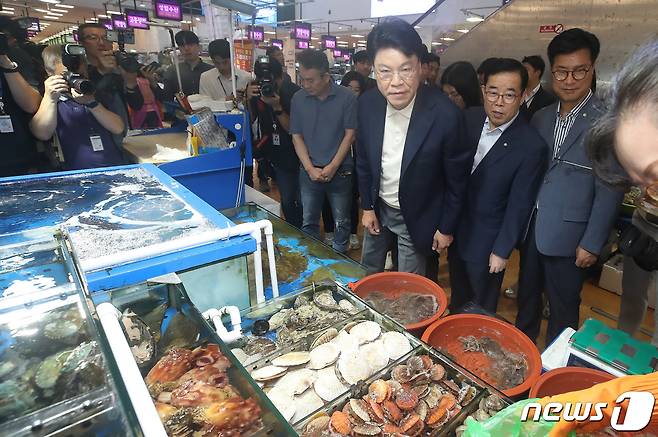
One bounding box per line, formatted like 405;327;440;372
570;318;658;375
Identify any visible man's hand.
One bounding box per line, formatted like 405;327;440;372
44;75;70;102
98;50;117;72
140;65;159;83
306;166;324;182
575;246;598;268
0;54;14;70
261;93;281;110
119;67;138;89
362;210;381;236
72;90;97;105
489;253;508;274
245;82;260;100
319;162;338;182
432;231;453;253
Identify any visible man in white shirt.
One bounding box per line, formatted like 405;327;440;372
199;39;251;101
448;58;547;313
520;55;556;120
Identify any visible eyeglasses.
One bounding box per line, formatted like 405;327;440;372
375;66;416;82
551;66;591;81
82;34;109;43
484;89;519;104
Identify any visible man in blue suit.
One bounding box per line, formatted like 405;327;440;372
449;59;547;314
516;29;623;344
357;18;470;275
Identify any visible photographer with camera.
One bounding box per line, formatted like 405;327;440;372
199;39;251;101
77;23;143;142
115;52;163;129
246;56;302;227
29;45;124;170
0;21;43;177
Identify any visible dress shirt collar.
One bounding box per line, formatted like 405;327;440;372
526;83;541;102
557;89;593;120
386;95;416;119
483;111;519;134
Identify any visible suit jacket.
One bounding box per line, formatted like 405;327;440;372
531;95;623;257
356;85;471;256
455;107;547;264
521;86;557;121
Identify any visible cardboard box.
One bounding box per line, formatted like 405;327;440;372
599;254;624;295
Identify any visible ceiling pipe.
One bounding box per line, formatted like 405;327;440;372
412;0;448;27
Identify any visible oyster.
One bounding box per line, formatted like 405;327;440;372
381;331;412;360
272;351;311;367
310;328;338;350
304;414;330;436
338;299;359;315
160;312;199;352
483;394;506;412
242;336;277;357
312;290;339;311
35;351;70;389
251;365;287;382
314;367;348;402
121;309;156;370
308;342;340;370
349;321;381;344
269;308;294;330
294;294;311;309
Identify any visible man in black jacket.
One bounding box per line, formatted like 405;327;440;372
449;59;547;313
520;55;556;120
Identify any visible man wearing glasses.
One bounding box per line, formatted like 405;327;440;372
78;23;144;144
356;18;471;275
290;49;357;253
448;58;547;314
516;29;623;345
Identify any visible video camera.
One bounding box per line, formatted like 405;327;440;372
254;56;277;97
115;51;141;73
61;44;95;95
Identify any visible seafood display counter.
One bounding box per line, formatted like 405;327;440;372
222;204;367;297
86;280;294;436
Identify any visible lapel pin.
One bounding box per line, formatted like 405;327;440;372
503;142;508;147
583;113;587;117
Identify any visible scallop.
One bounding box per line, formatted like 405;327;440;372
291;388;324;424
381;331;412;360
349;321;382;344
272;351;311;367
314;367;349;402
273;368;317;395
310;328;338;350
338;349;372;385
308;342;340;370
267;387;296;422
251;365;287;382
331;330;359;355
360;340;389;373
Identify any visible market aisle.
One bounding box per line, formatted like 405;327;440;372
255;168;656;351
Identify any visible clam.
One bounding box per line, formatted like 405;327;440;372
272;351;311;367
430;363;446;382
314;367;349;402
338;299;359;315
329;411;351;434
415;399;429;421
407;356;425;375
308;342;340;370
474;408;491;422
368;379;391;403
310;328;338;349
251;365;287;382
484;394;506;412
456;424;468;437
381;331;412;360
349;321;381;344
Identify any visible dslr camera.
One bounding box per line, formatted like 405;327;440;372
61;44;95;95
254;56;277;97
115;51;141;73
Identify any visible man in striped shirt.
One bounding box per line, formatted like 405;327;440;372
516;29;623;345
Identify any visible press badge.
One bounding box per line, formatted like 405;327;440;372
0;115;14;133
90;135;104;152
272;133;281;146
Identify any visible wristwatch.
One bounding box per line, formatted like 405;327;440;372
84;100;100;109
0;62;19;73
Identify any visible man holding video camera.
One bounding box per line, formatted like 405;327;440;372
77;23;144;143
245;56;302;227
29;45;124;170
0;20;42;177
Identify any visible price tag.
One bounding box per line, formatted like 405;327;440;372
90;135;104;151
272;133;280;146
0;115;14;133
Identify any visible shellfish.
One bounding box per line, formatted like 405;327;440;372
329;411;351;435
360;339;389;373
338;350;372;385
349;321;381;344
308;342;340;370
272;351;310;367
314;367;349;402
310;327;338;350
381;331;412;360
291;388;324;424
250;365;287;382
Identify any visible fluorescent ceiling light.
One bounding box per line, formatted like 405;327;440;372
466;16;484;22
351;34;364;38
277;2;284;6
441;36;455;41
457;29;469;33
414;26;421;29
85;19;97;23
47;12;63;16
310;36;318;40
358;40;366;43
34;8;50;13
44;15;60;19
97;14;109;18
431;42;441;45
56;3;74;7
40;0;61;3
50;8;68;13
140;3;146;6
265;31;276;34
0;10;13;15
107;10;122;15
1;6;14;10
338;26;342;30
195;17;201;21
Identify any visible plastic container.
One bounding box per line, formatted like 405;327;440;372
349;272;448;336
529;367;614;398
421;314;542;398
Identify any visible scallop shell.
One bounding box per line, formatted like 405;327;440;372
266;387;296;422
360;340;389;373
272;351;310;367
338;349;372;385
349;321;382;344
314;367;349;402
353;423;381;436
305;414;330;435
349;399;371;422
273;368;317;395
381;331;412;360
331;330;359;355
338;299;359;315
310;328;338;350
251;365;287;382
308;342;340;370
291;388;324;424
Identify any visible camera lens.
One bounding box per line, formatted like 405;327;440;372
261;83;275;97
63;71;96;95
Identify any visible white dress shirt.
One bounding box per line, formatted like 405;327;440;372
525;83;541;108
472;112;519;173
379;96;416;209
199;68;252;100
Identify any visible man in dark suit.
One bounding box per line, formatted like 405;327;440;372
520;55;557;121
449;59;547;313
357;18;471;275
352;49;377;91
516;29;623;344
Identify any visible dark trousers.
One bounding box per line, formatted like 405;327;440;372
516;216;586;345
272;165;302;228
426;252;440;284
322;172;359;235
448;248;504;313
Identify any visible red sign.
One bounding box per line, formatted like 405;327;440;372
539;24;564;34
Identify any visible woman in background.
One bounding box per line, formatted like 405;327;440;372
440;61;482;109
